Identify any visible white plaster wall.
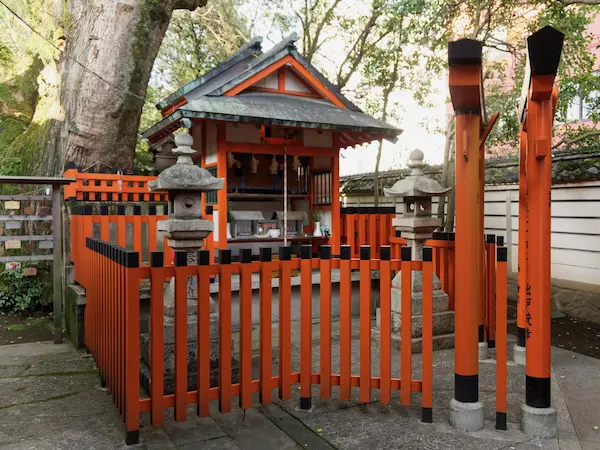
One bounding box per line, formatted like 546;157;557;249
254;72;278;89
205;122;218;165
213;210;219;242
285;71;311;93
342;180;600;285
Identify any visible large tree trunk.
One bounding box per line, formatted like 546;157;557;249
40;0;207;175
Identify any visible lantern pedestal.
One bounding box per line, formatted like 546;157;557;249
374;150;454;352
140;129;228;395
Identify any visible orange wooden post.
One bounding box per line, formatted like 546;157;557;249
438;233;448;292
69;206;80;266
379;246;392;404
218;250;233;413
148;205;158;253
495;246;508;430
368;212;377;258
133;206;143;263
448;234;456;311
487;235;497;347
357;209;367;256
81;206;94;284
117;205;126;247
346;209;356;257
149;252;165;426
124;249;140;445
359;246;371;403
400;247;412;406
319;246;332;398
339;245;352;401
278;247;293;400
116;245;124;415
331;152;341;255
299;245;312;409
448;37;484;425
239;249;253;409
197;251;212;417
259;248;273;404
516;127;528;357
100;205;110;241
478;142;486;351
173;251;188;422
517;29;563;429
379;211;388;248
422;247;434;423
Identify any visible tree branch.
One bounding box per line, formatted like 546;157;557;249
174;0;208;11
552;130;600;149
556;0;600;5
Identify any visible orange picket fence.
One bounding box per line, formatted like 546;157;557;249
63;164;166;202
81;239;436;444
340;207;395;258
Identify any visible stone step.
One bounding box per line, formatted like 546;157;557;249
372;329;455;354
375;309;455;338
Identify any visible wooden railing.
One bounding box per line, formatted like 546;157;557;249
81;240;438;444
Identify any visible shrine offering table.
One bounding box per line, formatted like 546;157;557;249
227;235;329;258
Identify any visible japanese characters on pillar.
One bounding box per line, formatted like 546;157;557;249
517;26;563;416
447;37;486;429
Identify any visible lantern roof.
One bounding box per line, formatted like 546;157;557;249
383;150;451;198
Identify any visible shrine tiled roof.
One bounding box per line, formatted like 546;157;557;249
143;92;401;142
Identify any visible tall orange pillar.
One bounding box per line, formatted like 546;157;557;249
448;38;485;432
519;25;563;439
514;127;528;366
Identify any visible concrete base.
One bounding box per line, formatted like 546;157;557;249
521;403;557;439
478;341;488;361
448;398;484;432
513;344;526;366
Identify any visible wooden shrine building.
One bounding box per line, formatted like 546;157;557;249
142;34;401;256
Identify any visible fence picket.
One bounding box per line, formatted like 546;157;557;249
339;245;352;401
259;248;273;404
239;249;253;409
359;246;371;403
218;250;233;413
150;252;165;426
197;251;212;417
278;247;293;400
422;247;433;423
400;247;412;406
300;245;312;409
124;249;140;445
173;251;188;422
496;246;508;430
319;246;332;399
379;246;392;404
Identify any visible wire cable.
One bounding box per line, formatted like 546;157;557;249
0;0;146;103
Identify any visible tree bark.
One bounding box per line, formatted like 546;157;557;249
40;0;206;175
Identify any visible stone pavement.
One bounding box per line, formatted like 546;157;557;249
0;338;599;449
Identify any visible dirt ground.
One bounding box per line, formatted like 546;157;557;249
508;302;600;359
0;311;53;345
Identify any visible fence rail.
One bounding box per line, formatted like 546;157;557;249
82;239;437;444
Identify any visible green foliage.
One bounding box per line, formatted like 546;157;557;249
0;262;52;313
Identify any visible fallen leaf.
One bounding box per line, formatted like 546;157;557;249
316;427;323;433
560;375;566;379
594;426;599;431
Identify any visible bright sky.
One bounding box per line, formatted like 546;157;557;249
247;2;449;177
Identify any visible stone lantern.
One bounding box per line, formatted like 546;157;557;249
142;126;224;393
375;149;454;352
383;149;450;260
